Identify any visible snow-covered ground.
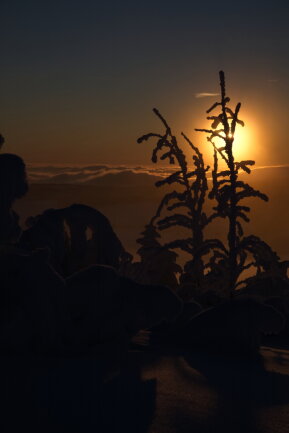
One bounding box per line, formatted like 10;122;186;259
139;345;289;433
1;345;288;433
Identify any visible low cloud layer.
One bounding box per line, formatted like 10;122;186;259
27;164;175;185
27;164;289;186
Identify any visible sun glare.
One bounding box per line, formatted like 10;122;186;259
229;123;254;161
196;115;258;166
218;128;252;161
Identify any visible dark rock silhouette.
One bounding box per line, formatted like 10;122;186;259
0;209;156;431
66;264;183;350
0;153;28;244
178;298;284;356
151;299;202;337
171;299;202;329
264;296;289;335
0;241;183;356
119;272;183;335
21;204;132;275
0;247;69;354
65;265;129;354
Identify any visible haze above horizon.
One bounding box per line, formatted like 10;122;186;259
1;0;289;167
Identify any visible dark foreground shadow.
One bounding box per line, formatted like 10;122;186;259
175;349;289;433
0;354;156;433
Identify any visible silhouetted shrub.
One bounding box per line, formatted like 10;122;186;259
137;109;210;295
196;71;289;294
138;71;288;300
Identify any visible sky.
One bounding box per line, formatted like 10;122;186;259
1;0;289;167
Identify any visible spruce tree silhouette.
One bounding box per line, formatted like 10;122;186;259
138;72;288;302
137;109;210;298
121;222;182;289
196;71;288;295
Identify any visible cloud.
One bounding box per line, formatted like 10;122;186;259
195;92;220;98
26;163;289;186
26;164;174;186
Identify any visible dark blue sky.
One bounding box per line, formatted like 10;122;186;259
1;0;289;165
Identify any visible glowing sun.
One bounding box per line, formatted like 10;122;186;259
203;116;257;163
229;123;254;161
